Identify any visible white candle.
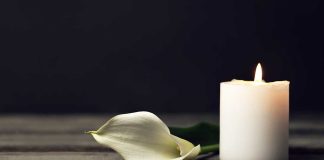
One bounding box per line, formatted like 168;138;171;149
220;63;289;160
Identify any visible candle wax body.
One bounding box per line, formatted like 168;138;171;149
220;80;289;160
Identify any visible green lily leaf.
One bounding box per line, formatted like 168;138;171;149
170;122;219;155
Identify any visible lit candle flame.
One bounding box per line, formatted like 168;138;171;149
254;63;263;82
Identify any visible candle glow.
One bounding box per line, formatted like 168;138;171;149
254;63;263;82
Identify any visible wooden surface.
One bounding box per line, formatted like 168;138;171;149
0;113;323;160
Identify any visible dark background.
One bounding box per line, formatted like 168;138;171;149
0;0;323;113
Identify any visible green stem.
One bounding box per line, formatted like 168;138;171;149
200;144;219;155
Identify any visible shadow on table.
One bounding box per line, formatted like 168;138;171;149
196;147;324;160
290;147;324;160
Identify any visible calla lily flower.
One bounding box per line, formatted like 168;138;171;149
87;111;201;160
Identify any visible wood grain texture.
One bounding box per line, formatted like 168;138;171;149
0;113;323;159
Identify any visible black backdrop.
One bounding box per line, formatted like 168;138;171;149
0;0;323;113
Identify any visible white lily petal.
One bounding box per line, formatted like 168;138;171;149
89;111;200;160
172;135;195;156
172;135;200;159
173;145;201;160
